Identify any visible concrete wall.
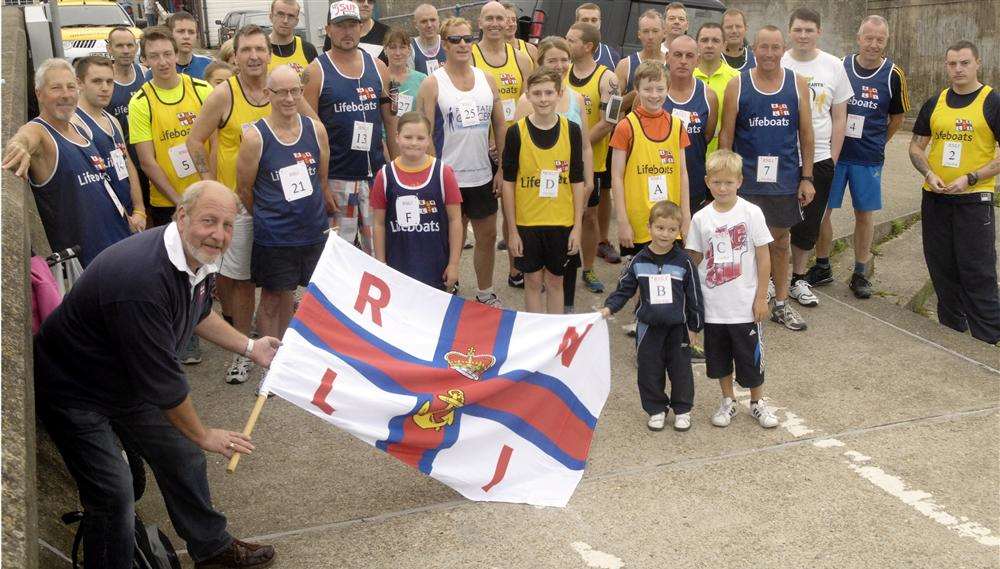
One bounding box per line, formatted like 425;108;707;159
869;0;999;117
725;0;868;58
2;8;40;569
719;0;999;118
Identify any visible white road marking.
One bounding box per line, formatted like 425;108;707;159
845;454;1000;548
746;391;999;551
570;542;625;569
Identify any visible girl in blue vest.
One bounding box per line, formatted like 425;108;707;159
371;112;463;291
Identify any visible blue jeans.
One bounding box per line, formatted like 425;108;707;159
39;403;233;568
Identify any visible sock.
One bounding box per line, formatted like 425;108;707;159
750;400;760;406
476;287;494;298
816;257;830;268
774;299;785;307
791;273;805;285
854;261;867;275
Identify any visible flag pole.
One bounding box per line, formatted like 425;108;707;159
227;393;269;474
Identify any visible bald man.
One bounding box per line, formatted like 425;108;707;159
411;3;446;74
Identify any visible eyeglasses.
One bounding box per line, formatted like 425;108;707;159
446;35;476;45
268;87;302;98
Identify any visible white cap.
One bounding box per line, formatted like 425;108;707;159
328;1;361;24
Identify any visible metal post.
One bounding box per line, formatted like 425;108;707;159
48;0;65;58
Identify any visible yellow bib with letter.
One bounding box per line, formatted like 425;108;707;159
622;112;683;243
515;116;574;227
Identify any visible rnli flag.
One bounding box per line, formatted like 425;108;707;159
261;234;611;507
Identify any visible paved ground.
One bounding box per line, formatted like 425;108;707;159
38;140;1000;568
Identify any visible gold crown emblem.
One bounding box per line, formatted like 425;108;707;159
444;347;495;381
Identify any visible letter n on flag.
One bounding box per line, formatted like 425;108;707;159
260;235;611;507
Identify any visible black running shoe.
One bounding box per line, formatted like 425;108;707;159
507;273;524;288
849;272;873;299
805;263;834;286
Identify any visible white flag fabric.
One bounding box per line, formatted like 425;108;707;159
261;234;611;507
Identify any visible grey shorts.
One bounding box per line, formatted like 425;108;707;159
740;192;803;229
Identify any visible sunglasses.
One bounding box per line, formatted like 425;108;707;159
446;35;476;45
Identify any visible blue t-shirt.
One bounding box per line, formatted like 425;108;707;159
144;54;213;80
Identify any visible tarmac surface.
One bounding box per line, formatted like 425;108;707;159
39;138;1000;568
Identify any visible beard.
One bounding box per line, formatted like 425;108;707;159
182;234;223;267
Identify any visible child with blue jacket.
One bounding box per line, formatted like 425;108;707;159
601;201;704;432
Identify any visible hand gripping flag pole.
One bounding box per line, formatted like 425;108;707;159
227;392;269;474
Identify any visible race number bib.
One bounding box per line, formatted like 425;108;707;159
458;100;480;127
425;59;441;74
845;114;864;139
110;148;128;181
168;144;195;178
712;234;734;264
279;161;313;202
942;141;962;168
648;274;673;305
395;195;421;228
539;170;559;198
647;175;667;202
757;155;778;183
396;94;414;115
502;99;516;122
351;121;374;152
671;108;691;125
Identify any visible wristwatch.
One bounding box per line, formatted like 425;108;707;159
967;172;980;186
800;176;814;183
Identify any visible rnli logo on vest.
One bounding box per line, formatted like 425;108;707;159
89;155;108;172
294;151;317;165
498;73;519;97
861;86;879;100
770;103;790;117
688;112;701;124
955;118;974;132
289;62;305;76
356;87;377;101
419;199;438;214
554;160;569;173
582;94;593;110
177;112;197;126
658;149;675;164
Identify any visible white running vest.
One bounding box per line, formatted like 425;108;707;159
432;66;494;187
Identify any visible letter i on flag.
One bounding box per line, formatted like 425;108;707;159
255;234;611;507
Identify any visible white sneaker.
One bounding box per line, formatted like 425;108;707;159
673;412;691;431
711;397;737;427
225;355;252;385
647;411;666;431
789;279;820;307
623;321;637;337
476;292;503;309
751;401;779;428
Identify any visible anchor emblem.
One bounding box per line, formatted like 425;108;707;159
412;389;466;431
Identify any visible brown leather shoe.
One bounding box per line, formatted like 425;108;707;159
194;539;276;568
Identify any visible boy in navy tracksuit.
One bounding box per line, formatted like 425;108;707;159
602;201;704;432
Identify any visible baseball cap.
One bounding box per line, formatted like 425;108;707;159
328;1;361;24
